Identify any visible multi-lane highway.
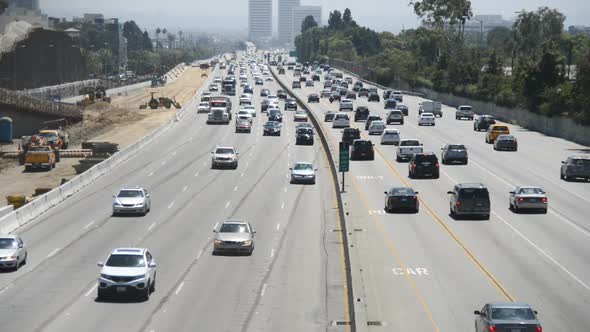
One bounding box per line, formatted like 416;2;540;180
275;59;590;331
0;56;348;331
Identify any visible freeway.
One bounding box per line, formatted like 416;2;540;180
0;56;348;331
275;60;590;331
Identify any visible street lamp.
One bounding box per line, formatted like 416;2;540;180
13;44;27;90
472;18;484;47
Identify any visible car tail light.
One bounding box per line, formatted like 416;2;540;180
541;198;547;203
412;196;417;200
519;198;524;202
435;163;439;167
456;201;461;206
412;163;417;168
536;326;542;332
488;326;496;332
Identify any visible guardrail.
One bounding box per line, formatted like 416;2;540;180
269;64;357;332
0;64;217;234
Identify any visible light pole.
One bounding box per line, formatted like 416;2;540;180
13;44;27;90
472;18;483;47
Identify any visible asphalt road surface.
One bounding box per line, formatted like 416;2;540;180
0;58;348;332
276;61;590;331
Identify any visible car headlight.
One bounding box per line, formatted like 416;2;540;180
113;201;122;207
100;273;110;279
4;256;17;260
214;240;223;245
241;240;252;246
135;202;144;207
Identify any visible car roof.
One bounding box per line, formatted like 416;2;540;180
294;161;313;166
119;187;144;192
488;302;533;309
111;248;146;255
569;155;590;160
222;220;248;225
457;183;487;189
216;146;235;150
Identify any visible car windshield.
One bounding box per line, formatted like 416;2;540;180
118;190;144;198
0;238;17;249
264;122;278;128
210;101;227;108
294;163;312;170
215;148;234;154
494;126;508;131
39;132;58;139
392;188;415;195
518;188;544;195
448;145;466;150
572;159;590;166
401;140;420;146
219;223;249;233
354;141;372;147
106;254;146;267
491;307;536;321
335;115;348;120
459;188;489;199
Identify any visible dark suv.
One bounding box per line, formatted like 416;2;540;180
368;92;380;102
473;115;496;131
277;90;288;99
295;127;314;145
350;139;375;160
354;106;369;122
561;156;590;181
408;153;440;179
341;128;361;144
447;183;491;219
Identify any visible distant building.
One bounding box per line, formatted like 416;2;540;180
8;0;39;10
464;15;514;36
278;0;300;45
0;6;48;33
248;0;272;43
568;25;590;36
291;6;321;41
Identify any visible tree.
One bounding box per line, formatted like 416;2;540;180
486;27;511;54
342;8;356;27
485;50;503;75
123;21;145;52
0;0;7;14
513;7;565;60
573;49;590;124
178;30;184;47
301;15;318;33
167;33;176;49
142;30;153;52
328;10;343;30
155;27;161;48
410;0;472;29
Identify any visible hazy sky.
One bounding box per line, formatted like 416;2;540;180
41;0;590;33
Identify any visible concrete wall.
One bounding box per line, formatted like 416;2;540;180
0;105;67;138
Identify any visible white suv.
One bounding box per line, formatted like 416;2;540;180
97;248;157;301
112;188;151;216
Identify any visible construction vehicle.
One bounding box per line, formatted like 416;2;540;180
38;119;70;149
77;86;111;107
139;92;182;110
23;137;57;171
19;135;61;165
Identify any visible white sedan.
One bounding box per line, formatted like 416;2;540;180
197;102;210;113
294;110;308;122
240;105;257;117
381;129;401;145
418;113;435;126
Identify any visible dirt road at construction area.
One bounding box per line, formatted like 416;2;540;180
0;66;210;207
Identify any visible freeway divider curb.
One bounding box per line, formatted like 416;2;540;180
0;64;218;235
333;65;425;98
270;64;359;332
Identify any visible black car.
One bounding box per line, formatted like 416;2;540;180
408;153;440;179
353;82;363;92
299;76;307;82
312;74;321;81
384;99;397;109
441;144;468;164
368;92;380;102
278;68;286;74
255;78;263;85
295;127;314;145
324;111;336;122
308;94;320;103
383;90;393;100
365;115;382;130
260;89;270;97
473;115;496;131
342;128;361;143
358;88;369;97
384;187;419;213
263;121;281;136
277;90;288;99
292;81;302;89
243;85;253;94
447;183;491;220
268;109;283;122
346;92;357;100
350;139;375;160
354;106;369;122
330;93;341;101
338;89;348;96
285;99;298;111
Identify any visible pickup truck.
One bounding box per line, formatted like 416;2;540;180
396;139;423;162
418;101;443;117
25;146;56;171
38;129;69;149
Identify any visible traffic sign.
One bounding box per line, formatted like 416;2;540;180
339;142;350;172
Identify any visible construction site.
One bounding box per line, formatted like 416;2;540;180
0;65;210;207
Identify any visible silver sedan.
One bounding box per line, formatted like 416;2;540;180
213;220;255;255
509;186;548;213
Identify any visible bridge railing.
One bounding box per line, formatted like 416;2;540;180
0;88;82;120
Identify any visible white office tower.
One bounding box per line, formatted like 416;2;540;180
292;6;322;40
278;0;300;45
248;0;272;43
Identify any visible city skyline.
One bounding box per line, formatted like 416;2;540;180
248;0;272;42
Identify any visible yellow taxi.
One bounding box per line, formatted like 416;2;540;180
485;124;510;143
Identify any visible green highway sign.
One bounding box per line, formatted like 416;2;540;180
339;142;350;172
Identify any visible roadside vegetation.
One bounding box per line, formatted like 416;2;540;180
294;2;590;125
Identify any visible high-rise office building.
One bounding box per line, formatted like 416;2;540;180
291;6;321;41
248;0;272;43
278;0;300;44
8;0;39;10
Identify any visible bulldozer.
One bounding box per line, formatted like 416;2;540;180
139;92;182;110
77;86;111;107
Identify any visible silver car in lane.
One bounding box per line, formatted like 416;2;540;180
509;186;548;214
213;220;256;255
112;188;151;216
474;302;543;332
290;162;318;184
0;235;27;271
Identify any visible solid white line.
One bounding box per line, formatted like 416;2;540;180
84;220;95;230
84;284;98;297
281;202;285;209
233;186;238;192
260;283;267;297
493;212;590;291
0;284;13;295
194;171;200;177
196;249;203;260
182;185;188;192
168;201;175;209
276;223;281;231
225;201;231;209
175;281;185;295
270;249;275;258
47;248;60;258
147;222;156;231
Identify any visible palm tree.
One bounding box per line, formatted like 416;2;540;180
167;33;176;49
162;28;168;48
178;30;183;48
155;27;161;48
